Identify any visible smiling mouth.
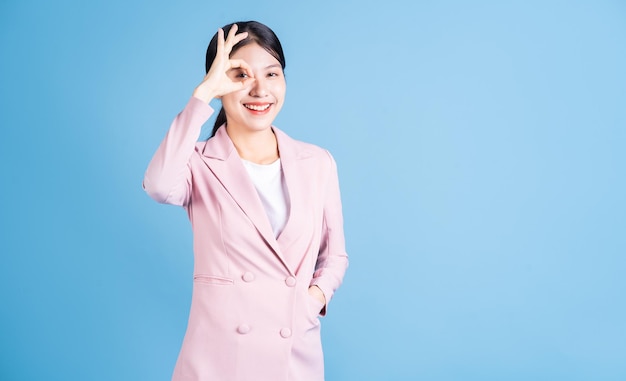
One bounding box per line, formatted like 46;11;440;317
244;103;271;111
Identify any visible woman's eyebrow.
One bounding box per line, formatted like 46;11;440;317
228;64;280;73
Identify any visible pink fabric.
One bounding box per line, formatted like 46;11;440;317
143;97;348;381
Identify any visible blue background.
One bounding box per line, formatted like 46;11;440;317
1;0;625;380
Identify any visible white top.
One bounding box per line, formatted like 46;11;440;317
241;158;290;238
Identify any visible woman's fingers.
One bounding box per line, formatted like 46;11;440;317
226;23;238;43
216;28;225;58
214;25;249;71
193;25;252;102
238;77;256;90
227;59;255;90
229;59;254;77
231;31;248;49
223;25;248;55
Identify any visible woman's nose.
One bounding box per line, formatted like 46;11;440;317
249;77;268;97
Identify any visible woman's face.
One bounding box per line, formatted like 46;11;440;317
222;42;286;133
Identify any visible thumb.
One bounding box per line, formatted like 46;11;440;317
239;77;256;89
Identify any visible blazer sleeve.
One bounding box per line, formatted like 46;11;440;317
143;97;214;206
310;150;349;316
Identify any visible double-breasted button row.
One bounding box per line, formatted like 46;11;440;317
236;324;292;338
240;272;296;287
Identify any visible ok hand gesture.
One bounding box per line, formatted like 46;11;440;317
193;24;255;103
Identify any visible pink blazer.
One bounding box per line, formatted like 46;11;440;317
143;97;348;381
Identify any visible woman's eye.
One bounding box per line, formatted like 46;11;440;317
237;72;249;78
268;72;279;77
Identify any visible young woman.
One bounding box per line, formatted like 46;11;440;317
143;21;349;381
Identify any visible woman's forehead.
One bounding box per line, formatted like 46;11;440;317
231;43;281;68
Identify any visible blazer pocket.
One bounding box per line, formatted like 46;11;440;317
306;294;325;322
193;274;234;286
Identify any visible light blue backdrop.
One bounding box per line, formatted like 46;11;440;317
1;0;624;380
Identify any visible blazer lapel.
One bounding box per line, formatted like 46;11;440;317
274;128;316;273
200;126;292;274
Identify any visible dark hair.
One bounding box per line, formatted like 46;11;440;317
206;21;286;138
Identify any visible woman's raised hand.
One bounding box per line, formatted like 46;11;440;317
192;24;255;103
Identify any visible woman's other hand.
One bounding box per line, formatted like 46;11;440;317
308;285;326;306
193;24;255;103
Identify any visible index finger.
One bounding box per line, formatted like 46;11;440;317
229;58;255;78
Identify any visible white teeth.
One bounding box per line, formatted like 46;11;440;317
244;104;271;111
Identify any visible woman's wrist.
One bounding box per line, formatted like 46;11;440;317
192;85;218;104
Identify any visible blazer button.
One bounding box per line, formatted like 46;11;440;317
285;276;296;287
280;328;292;338
237;324;251;334
242;272;255;282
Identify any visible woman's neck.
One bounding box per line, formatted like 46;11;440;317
226;126;279;164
